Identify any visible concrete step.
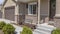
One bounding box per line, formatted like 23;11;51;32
37;24;55;30
33;23;55;34
36;27;52;33
36;24;55;33
33;31;40;34
34;29;49;34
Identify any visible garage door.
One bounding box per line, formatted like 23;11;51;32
5;6;15;21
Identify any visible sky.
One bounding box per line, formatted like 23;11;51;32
0;0;4;4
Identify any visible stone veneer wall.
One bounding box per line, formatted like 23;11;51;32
54;17;60;28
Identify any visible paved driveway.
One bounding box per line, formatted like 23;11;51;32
0;30;4;34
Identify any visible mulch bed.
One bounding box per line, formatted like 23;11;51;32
0;30;4;34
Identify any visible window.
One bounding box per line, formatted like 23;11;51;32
28;2;37;15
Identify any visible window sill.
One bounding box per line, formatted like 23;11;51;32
26;14;37;17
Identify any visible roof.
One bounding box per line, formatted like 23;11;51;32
3;0;16;6
0;0;16;11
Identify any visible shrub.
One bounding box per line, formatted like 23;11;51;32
52;28;60;34
21;26;33;34
0;21;6;29
2;24;15;34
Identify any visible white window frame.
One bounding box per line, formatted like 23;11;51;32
28;2;37;15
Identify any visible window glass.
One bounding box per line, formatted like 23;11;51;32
28;4;37;15
29;5;32;14
33;5;36;14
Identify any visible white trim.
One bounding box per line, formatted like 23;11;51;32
28;2;37;5
28;14;33;15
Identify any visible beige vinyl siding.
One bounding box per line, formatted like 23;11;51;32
40;0;49;23
40;0;48;16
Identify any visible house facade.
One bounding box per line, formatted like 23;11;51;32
1;0;60;28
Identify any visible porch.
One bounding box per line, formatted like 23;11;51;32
15;0;50;25
2;0;59;28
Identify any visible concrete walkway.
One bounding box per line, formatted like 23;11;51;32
0;18;15;24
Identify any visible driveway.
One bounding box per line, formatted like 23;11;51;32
0;30;4;34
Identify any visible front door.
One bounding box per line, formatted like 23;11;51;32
49;0;56;21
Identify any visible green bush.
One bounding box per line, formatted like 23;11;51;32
0;21;6;29
52;28;60;34
2;24;15;34
21;26;33;34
